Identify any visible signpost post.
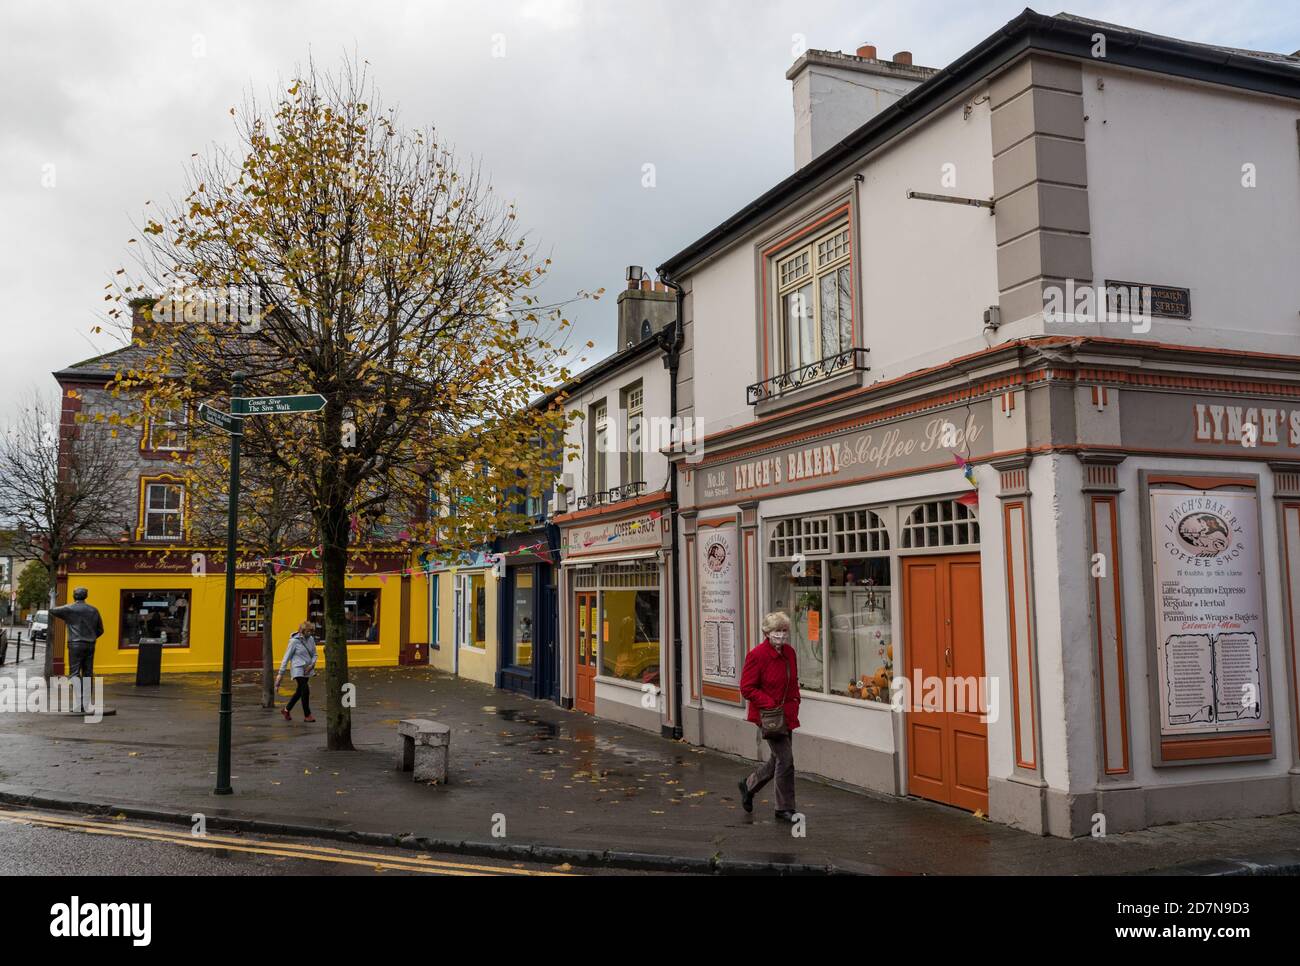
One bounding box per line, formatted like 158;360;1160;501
213;374;245;796
210;385;326;796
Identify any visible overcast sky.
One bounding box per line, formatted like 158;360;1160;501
2;0;1297;412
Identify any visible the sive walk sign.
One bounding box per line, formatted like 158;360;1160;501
197;402;238;433
233;393;326;415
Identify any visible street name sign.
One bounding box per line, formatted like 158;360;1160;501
197;403;238;433
233;394;327;415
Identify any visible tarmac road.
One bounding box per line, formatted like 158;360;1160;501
0;804;594;876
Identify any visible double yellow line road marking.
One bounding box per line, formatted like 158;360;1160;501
0;806;575;876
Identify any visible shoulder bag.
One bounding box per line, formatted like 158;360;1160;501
760;649;790;738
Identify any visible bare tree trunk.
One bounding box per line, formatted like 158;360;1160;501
321;505;353;750
261;565;277;709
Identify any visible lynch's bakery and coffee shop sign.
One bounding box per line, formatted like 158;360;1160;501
697;406;993;505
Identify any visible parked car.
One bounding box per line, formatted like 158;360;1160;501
29;610;49;642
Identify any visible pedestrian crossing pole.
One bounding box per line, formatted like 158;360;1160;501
214;371;245;796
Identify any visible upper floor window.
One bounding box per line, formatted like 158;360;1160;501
590;402;608;495
774;221;853;374
623;382;644;487
147;404;188;452
142;479;184;541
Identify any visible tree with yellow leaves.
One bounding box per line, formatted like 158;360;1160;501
112;60;581;749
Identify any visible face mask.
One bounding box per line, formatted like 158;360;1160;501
769;630;789;646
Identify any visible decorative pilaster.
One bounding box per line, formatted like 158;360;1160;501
1080;452;1131;779
995;455;1041;776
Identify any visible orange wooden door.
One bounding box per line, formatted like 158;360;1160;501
903;554;988;812
574;592;596;714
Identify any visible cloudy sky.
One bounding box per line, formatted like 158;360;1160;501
1;0;1297;411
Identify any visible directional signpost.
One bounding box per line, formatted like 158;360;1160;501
208;382;327;796
197;402;237;434
233;394;326;416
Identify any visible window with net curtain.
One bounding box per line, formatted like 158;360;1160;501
774;222;853;375
143;481;184;540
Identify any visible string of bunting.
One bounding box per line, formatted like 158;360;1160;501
247;538;561;581
243;510;665;580
953;453;980;507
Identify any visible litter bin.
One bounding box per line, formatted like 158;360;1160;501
135;639;163;686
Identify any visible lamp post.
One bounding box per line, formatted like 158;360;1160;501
214;371;245;796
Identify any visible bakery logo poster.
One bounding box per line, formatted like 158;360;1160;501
699;525;739;686
1150;488;1268;736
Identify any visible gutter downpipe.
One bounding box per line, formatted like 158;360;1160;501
658;274;686;741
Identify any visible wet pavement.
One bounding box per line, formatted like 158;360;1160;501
1;666;1299;874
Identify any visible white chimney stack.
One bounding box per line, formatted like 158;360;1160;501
788;45;938;169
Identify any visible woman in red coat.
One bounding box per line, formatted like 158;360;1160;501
738;611;801;822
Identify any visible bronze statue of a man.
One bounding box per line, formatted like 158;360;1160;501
50;586;104;713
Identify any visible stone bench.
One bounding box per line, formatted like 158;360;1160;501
397;718;451;783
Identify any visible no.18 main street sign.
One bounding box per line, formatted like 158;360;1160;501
232;394;326;415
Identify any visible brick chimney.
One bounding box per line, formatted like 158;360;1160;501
788;44;938;169
129;296;159;343
616;270;676;349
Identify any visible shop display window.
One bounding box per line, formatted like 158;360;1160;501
120;590;191;648
308;589;380;643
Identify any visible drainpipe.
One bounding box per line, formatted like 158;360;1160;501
657;274;686;740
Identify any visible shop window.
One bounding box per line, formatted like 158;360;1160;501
773;221;853;375
600;586;660;685
827;559;892;700
120;590;191;648
768;559;824;692
473;574;486;646
511;570;534;668
767;507;893;702
140;478;184;541
900;499;980;549
307;589;380;643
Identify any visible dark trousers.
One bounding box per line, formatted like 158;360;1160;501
745;733;796;811
68;643;95;678
67;643;95;712
286;676;311;716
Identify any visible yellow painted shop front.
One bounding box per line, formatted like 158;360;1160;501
58;547;415;674
427;558;501;686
